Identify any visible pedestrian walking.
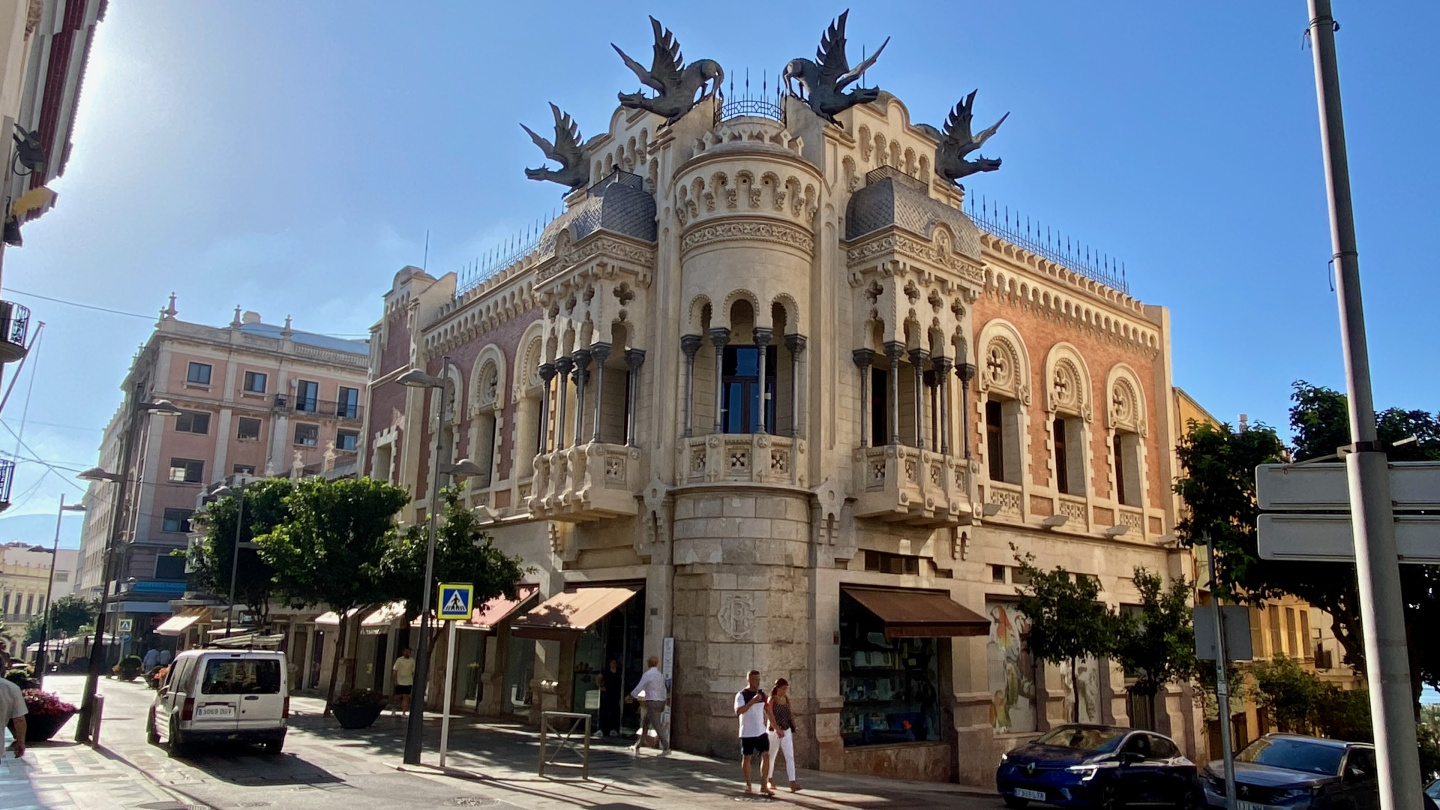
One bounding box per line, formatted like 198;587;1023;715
734;669;771;795
627;655;668;752
0;671;26;758
391;647;415;716
765;678;801;793
143;647;161;672
597;659;623;736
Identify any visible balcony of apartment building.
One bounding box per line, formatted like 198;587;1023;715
272;387;365;424
849;346;974;528
0;301;30;365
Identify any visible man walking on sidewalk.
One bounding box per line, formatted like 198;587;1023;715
628;656;668;753
734;670;771;796
391;647;415;716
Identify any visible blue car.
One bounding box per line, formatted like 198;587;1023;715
997;724;1202;808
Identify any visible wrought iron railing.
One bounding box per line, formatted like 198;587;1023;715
718;96;783;123
964;195;1130;294
0;458;14;511
273;394;364;422
0;300;30;349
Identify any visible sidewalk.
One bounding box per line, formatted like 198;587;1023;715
284;693;999;810
0;730;185;810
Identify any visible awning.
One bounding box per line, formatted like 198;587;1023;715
511;586;639;640
842;586;991;638
468;585;538;631
314;602;406;630
156;607;211;636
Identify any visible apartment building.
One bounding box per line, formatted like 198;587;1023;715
75;301;368;651
0;541;76;658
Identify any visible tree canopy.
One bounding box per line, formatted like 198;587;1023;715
22;595;96;647
1112;569;1198;701
186;477;293;621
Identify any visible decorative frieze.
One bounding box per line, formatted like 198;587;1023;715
679;219;814;257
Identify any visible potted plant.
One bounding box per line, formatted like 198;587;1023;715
22;689;78;742
5;666;36;690
116;654;143;681
330;689;387;729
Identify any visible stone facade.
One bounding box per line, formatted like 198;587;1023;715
362;77;1200;785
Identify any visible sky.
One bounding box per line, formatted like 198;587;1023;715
0;0;1436;542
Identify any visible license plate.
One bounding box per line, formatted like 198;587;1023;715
196;705;235;719
1238;802;1276;810
1014;788;1046;801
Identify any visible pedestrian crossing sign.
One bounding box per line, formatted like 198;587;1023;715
118;619;133;633
437;582;474;621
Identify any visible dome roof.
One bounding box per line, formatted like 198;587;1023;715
845;169;982;260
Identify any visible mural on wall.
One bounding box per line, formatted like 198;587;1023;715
987;602;1037;733
1061;656;1103;724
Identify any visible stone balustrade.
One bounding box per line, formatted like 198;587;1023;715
1057;494;1089;530
983;480;1024;521
527;442;640;522
851;444;974;528
1116;505;1145;536
681;434;806;488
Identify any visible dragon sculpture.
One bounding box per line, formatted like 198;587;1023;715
919;91;1010;184
613;17;724;124
782;10;889;126
521;103;590;191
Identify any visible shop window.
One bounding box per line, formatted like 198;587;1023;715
1113;430;1142;506
236;417;262;441
839;593;942;747
294;423;319;447
243;371;267;393
155;554;187;580
337;430;358;452
162;508;193;533
864;550;921;576
175;411;210;435
986;399;1022;484
187;362;212;385
721;346;776;434
986;601;1037;734
169;458;204;484
1053;416;1085;495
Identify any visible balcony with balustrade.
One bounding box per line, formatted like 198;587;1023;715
527;442;640;522
273;394;364;424
852;444;973;528
681;434;806;488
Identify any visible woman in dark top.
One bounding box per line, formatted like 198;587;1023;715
597;660;623;736
765;678;801;792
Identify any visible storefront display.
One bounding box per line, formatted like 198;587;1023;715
571;588;645;732
839;592;942;747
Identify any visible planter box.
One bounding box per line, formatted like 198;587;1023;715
25;711;75;742
332;703;385;729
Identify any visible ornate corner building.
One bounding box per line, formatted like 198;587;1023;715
362;14;1198;786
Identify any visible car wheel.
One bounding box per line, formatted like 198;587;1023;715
262;737;284;756
1097;782;1121;810
145;710;160;745
167;716;186;758
1002;798;1030;809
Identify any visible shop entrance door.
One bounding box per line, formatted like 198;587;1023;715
570;587;645;736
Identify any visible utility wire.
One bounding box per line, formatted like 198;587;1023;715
4;287;371;338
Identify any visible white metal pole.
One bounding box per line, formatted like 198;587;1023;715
1207;541;1235;810
1306;3;1422;807
439;619;457;769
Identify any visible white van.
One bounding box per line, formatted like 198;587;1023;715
147;649;287;755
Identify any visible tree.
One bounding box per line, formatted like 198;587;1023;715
255;476;411;707
1112;568;1198;706
1013;550;1116;722
1252;654;1325;733
186;478;293;624
1174;381;1440;713
23;595;97;646
377;487;527;657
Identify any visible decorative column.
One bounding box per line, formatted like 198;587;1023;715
957;357;978;459
933;356;954;456
589;343;611;444
553;356;573;451
624;348;645;446
571;350;591;446
786;334;807;439
925;368;939;451
538;362;556;454
884;342;904;447
709;327;730;434
853;349;874;447
680;335;701;437
909;348;929;450
753;327;773;434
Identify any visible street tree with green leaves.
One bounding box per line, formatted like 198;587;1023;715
255;476;411;708
1013;550;1116;722
1112;568;1198;706
22;595;96;647
185;478;294;625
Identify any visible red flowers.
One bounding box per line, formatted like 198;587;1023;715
22;689;78;718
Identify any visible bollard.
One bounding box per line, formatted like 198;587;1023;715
90;694;105;745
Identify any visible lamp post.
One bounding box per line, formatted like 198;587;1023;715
210;477;254;639
396;362;486;766
36;495;86;689
73;396;182;744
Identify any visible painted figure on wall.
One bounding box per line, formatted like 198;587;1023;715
1061;656;1103;724
987;603;1037;734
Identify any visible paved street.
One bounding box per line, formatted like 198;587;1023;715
3;676;1004;810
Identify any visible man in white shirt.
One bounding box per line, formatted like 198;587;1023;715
0;672;26;758
391;648;416;716
734;669;771;795
627;655;668;753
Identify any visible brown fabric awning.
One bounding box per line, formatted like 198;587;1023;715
842;586;991;638
156;607;210;636
468;585;539;631
511;587;639;641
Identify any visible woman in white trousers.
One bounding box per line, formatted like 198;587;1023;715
765;678;801;792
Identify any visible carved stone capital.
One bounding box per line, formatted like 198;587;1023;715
625;348;647;370
786;333;808;356
852;347;875;370
752;327;773;348
680;334;703;359
709;327;731;349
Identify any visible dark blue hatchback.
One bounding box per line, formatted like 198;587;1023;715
997;724;1202;808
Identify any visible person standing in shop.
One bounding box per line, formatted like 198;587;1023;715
765;678;801;793
734;670;771;796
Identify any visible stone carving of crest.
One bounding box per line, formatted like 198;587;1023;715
1050;360;1079;412
982;338;1018;394
717;592;756;640
1110;378;1138;429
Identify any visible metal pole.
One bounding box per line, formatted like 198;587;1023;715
438;619;457;768
76;390;141;743
1306;3;1421;807
36;494;65;690
1206;540;1235;810
225;480;245;639
404;363;449;765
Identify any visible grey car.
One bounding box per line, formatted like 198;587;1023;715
1201;734;1377;810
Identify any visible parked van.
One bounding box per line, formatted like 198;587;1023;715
147;649;287;755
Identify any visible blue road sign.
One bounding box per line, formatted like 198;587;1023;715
437;582;474;621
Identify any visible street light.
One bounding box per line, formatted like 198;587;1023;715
211;479;257;639
73;396;182;744
36;495;85;689
396;361;458;766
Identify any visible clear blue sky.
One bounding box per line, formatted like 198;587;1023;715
0;1;1436;537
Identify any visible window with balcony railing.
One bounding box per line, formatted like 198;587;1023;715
721;346;776;434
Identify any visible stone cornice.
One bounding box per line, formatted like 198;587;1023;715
845;229;985;286
680;218;814;258
541;232;657;285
